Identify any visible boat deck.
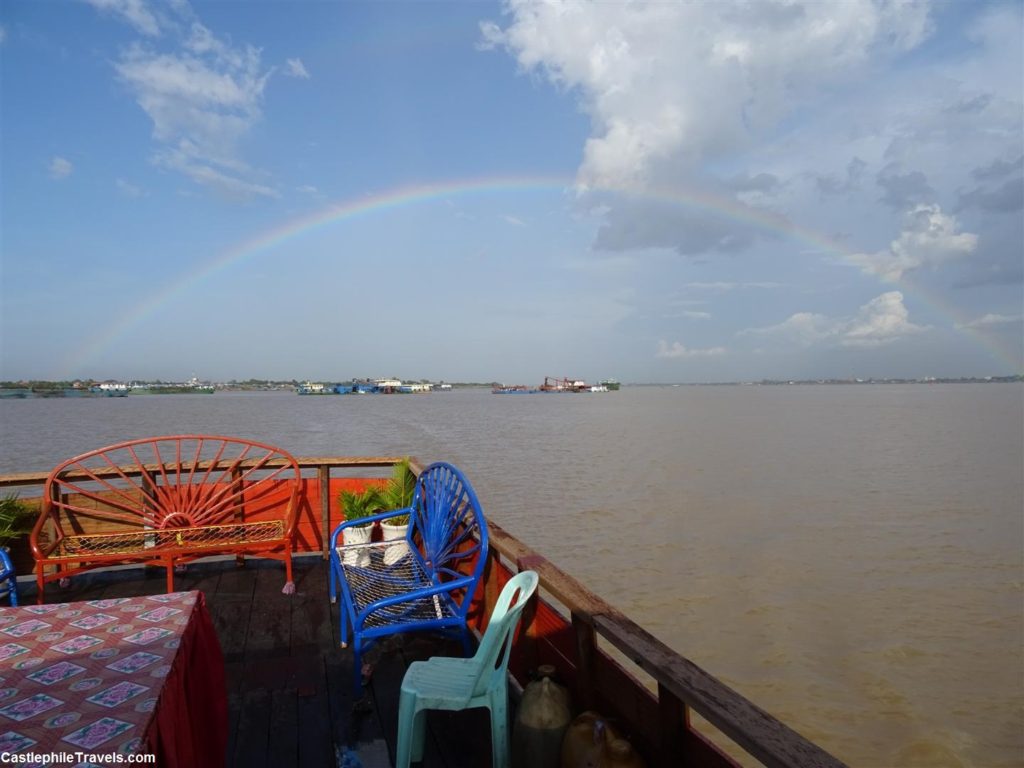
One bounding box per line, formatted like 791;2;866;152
20;556;493;768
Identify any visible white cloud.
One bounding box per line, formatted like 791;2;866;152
956;313;1023;330
742;311;837;346
656;341;726;358
49;156;73;179
842;291;928;347
115;178;144;197
155;148;278;200
742;291;928;348
483;1;932;191
682;281;783;291
83;0;162;36
846;204;978;281
503;215;526;227
110;18;275;199
284;58;310;79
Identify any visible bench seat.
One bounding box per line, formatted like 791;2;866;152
51;519;286;557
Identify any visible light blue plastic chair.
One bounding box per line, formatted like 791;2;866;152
0;547;19;606
395;569;539;768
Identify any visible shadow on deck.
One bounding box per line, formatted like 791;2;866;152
21;555;493;768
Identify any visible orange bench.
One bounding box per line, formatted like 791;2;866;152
31;435;302;602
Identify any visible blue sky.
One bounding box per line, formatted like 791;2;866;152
1;0;1021;383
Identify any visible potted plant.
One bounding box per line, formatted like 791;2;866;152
378;458;416;565
338;485;382;567
0;494;33;549
0;494;33;595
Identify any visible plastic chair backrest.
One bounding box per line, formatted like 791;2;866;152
470;570;539;698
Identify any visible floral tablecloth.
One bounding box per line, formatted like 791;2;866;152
0;590;226;767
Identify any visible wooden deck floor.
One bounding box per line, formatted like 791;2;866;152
20;556;493;768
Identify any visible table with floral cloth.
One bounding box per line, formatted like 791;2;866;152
0;590;226;768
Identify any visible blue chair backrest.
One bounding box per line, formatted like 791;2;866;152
409;463;489;595
470;570;539;698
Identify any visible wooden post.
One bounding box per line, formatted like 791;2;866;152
658;682;688;768
571;612;597;712
318;466;330;559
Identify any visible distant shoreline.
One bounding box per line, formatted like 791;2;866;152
1;374;1021;394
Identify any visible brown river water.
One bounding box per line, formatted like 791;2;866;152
1;384;1021;767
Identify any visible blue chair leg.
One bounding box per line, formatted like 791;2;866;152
339;599;349;648
352;642;363;699
328;559;337;603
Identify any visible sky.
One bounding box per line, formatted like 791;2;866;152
1;0;1021;384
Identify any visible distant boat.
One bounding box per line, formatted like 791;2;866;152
599;378;620;391
297;382;332;395
539;376;604;392
491;385;542;394
91;383;129;397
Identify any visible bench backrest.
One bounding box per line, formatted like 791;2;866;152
409;462;489;602
39;435;302;536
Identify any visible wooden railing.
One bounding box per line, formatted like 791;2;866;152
0;455;846;768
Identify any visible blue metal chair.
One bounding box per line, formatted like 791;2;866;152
394;569;539;768
329;462;490;696
0;547;19;606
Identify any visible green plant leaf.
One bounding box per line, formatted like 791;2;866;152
0;494;33;547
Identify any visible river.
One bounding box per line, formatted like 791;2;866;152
1;384;1021;767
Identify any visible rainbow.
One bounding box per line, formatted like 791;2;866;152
64;175;1021;375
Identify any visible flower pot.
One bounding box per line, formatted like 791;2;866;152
380;520;410;566
341;524;372;567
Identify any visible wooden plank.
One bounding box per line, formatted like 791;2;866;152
210;598;251;665
231;686;272;768
289;558;330;655
0;458;405;493
594;615;848;768
318;465;330;559
267;686;299;768
326;653;384;751
223;660;245;764
296;657;333;767
366;641;406;767
243;563;293;659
